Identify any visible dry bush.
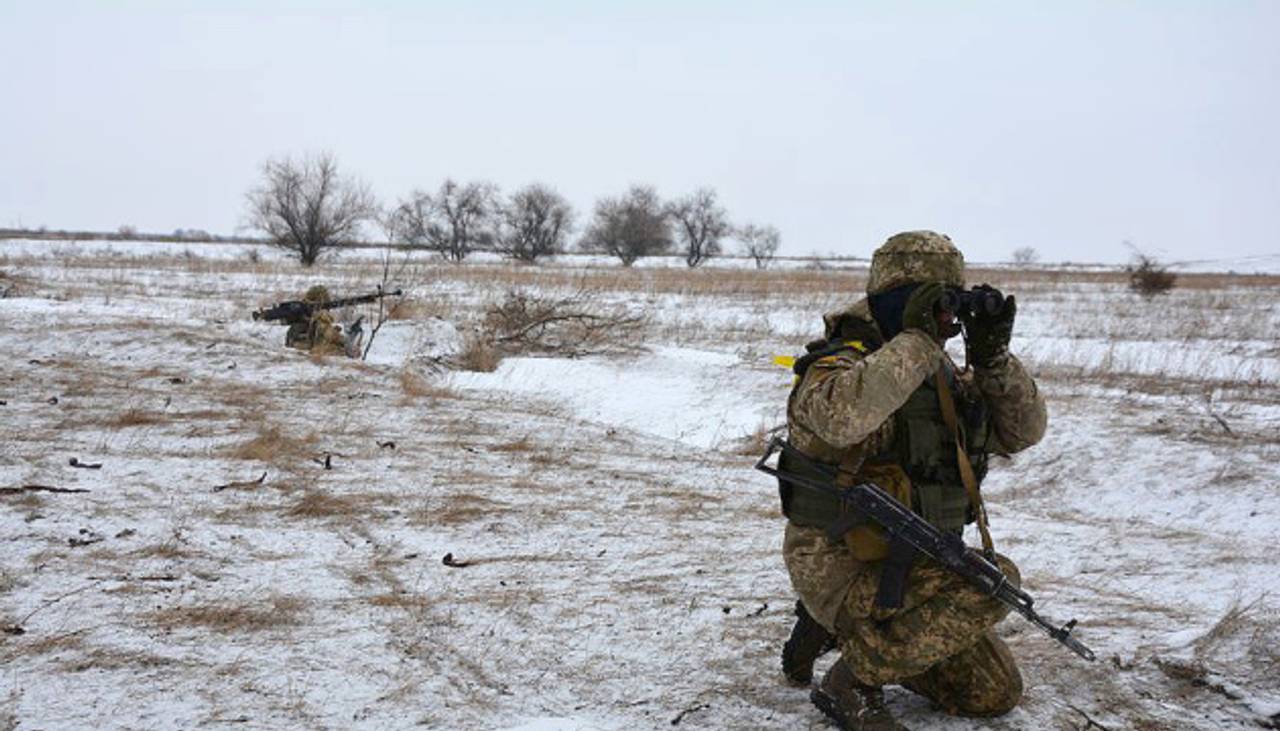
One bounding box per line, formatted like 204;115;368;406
1127;254;1177;297
482;288;646;358
146;595;305;633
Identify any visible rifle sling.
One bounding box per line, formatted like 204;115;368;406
934;367;995;555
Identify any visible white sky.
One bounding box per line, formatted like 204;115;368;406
2;1;1277;264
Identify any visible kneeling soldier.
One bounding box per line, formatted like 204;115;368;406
780;231;1046;729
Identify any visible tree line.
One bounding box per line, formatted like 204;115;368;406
245;152;781;269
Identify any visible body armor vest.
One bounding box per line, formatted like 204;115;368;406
880;365;989;532
782;338;990;536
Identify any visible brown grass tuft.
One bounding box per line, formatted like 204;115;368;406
491;436;534;453
407;494;509;526
285;490;370;519
399;368;457;400
147;595;306;633
731;423;778;456
367;592;433;610
387;298;431;320
228;424;317;463
108;408;168;427
1192;594;1267;660
456;334;501;372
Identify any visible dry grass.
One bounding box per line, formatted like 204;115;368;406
367;592;433;611
399;368;457;400
456;334;500;372
130;539;202;561
1191;594;1269;660
490;436;534;453
69;646;180;672
386;298;432;320
227;424;318;464
107;408;168;427
407;494;510;526
146;595;306;633
0;629;88;664
731;422;778;456
285;489;381;519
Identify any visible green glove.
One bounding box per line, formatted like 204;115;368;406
902;282;945;340
962;288;1016;367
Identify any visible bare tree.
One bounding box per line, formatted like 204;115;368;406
1011;246;1040;265
736;223;781;270
666;187;731;268
578;185;672;267
245;152;377;266
497;183;575;263
389;179;498;262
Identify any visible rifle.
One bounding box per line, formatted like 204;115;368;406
756;437;1096;662
252;288;403;323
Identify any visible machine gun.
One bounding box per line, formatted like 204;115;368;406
756;437;1096;662
252;288;403;323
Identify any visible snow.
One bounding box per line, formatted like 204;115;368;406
449;346;781;451
1;242;1278;730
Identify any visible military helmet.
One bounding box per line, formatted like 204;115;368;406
303;285;331;303
866;231;965;295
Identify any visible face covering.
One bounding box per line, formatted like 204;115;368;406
867;283;919;341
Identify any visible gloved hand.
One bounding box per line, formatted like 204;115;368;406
902;282;945;340
961;286;1016;368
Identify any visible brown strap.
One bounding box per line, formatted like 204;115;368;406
934;367;995;554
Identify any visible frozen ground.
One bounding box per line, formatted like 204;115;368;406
1;244;1278;730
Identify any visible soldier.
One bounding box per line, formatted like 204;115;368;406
778;231;1046;730
284;285;359;357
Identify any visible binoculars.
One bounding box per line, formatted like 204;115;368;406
939;286;1005;317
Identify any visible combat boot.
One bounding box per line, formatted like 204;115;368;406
782;600;836;685
811;659;909;731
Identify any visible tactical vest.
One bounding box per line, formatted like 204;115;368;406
883;366;989;533
782;338;990;536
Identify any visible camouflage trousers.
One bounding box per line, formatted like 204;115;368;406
783;523;1023;716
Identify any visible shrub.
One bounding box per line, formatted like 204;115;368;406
1127;254;1177;297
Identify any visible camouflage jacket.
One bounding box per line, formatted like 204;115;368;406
786;299;1047;468
285;311;349;356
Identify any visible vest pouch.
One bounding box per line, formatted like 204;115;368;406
844;462;913;561
913;481;970;533
903;416;950;482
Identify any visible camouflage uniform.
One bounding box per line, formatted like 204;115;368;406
782;231;1046;718
285;285;352;356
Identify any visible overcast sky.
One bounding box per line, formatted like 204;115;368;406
2;1;1277;264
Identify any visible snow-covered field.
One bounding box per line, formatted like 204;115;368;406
1;241;1278;730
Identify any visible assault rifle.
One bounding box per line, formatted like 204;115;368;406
252;288;402;323
756;437;1096;662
